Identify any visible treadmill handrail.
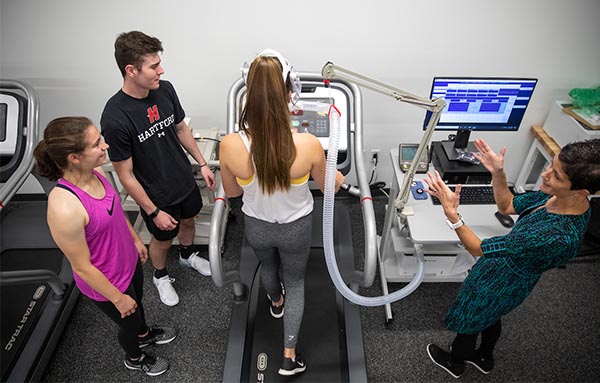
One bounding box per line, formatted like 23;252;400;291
209;72;378;296
0;80;39;210
0;269;67;297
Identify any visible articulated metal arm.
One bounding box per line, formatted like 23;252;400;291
321;62;446;214
322;62;436;109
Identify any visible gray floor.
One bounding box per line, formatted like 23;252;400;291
42;196;600;382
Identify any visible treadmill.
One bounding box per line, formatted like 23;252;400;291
0;80;79;382
208;74;378;382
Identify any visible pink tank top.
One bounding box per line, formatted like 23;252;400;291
57;170;138;301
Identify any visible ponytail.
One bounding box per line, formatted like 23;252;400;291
34;139;63;181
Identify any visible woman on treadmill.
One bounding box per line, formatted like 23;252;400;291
34;116;176;376
423;137;600;378
219;49;344;376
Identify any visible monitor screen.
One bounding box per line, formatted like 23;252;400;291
400;145;418;161
423;77;537;132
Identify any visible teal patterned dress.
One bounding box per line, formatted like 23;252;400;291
444;191;591;334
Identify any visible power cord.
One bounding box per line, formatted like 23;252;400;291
195;136;221;143
368;151;379;184
342;151;388;197
370;181;388;198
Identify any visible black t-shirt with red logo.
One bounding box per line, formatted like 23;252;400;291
101;80;195;206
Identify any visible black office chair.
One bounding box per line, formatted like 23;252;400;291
574;197;600;260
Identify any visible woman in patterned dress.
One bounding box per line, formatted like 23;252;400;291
422;137;600;378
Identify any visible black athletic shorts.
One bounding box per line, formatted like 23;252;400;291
140;186;203;241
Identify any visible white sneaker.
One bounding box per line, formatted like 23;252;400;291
179;252;211;276
152;276;179;306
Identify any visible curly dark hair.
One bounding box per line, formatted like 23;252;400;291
559;138;600;194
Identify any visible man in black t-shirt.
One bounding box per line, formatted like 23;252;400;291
101;31;216;307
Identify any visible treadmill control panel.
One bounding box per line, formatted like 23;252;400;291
290;97;333;138
291;86;348;152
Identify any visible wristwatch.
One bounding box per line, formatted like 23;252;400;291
445;213;464;230
148;207;160;219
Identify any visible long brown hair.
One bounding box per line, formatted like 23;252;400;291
239;56;296;194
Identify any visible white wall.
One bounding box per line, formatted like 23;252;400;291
2;0;599;191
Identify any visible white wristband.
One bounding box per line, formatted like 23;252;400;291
445;213;464;230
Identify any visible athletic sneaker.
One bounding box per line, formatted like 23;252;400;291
278;353;307;376
153;275;179;306
139;326;177;348
179;251;211;276
270;300;284;319
268;282;285;319
427;343;464;379
465;350;494;374
124;352;169;376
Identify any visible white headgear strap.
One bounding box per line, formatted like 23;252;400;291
242;49;301;104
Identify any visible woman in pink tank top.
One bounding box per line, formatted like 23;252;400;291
34;116;175;376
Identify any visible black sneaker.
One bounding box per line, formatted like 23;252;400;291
465;350;494;374
124;352;169;376
427;343;465;379
268;283;285;319
278;353;307;376
139;325;177;348
270;300;284;319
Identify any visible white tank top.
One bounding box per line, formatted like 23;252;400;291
236;131;313;223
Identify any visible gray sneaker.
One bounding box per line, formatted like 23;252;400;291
179;251;211;276
139;326;177;348
124;352;169;376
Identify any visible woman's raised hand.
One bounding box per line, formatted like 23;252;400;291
473;138;506;175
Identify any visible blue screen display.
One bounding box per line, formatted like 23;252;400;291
423;77;537;131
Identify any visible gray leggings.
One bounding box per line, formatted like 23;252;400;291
244;213;312;349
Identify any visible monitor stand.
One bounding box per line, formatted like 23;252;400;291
442;129;477;160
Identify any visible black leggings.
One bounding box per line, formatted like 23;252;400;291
92;260;148;359
451;319;502;363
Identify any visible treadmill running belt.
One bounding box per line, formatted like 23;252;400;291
247;248;345;382
224;199;366;382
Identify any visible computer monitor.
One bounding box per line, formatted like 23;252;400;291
423;77;537;159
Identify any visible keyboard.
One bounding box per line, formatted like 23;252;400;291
431;185;513;205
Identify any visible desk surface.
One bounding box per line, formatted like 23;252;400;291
390;148;512;244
